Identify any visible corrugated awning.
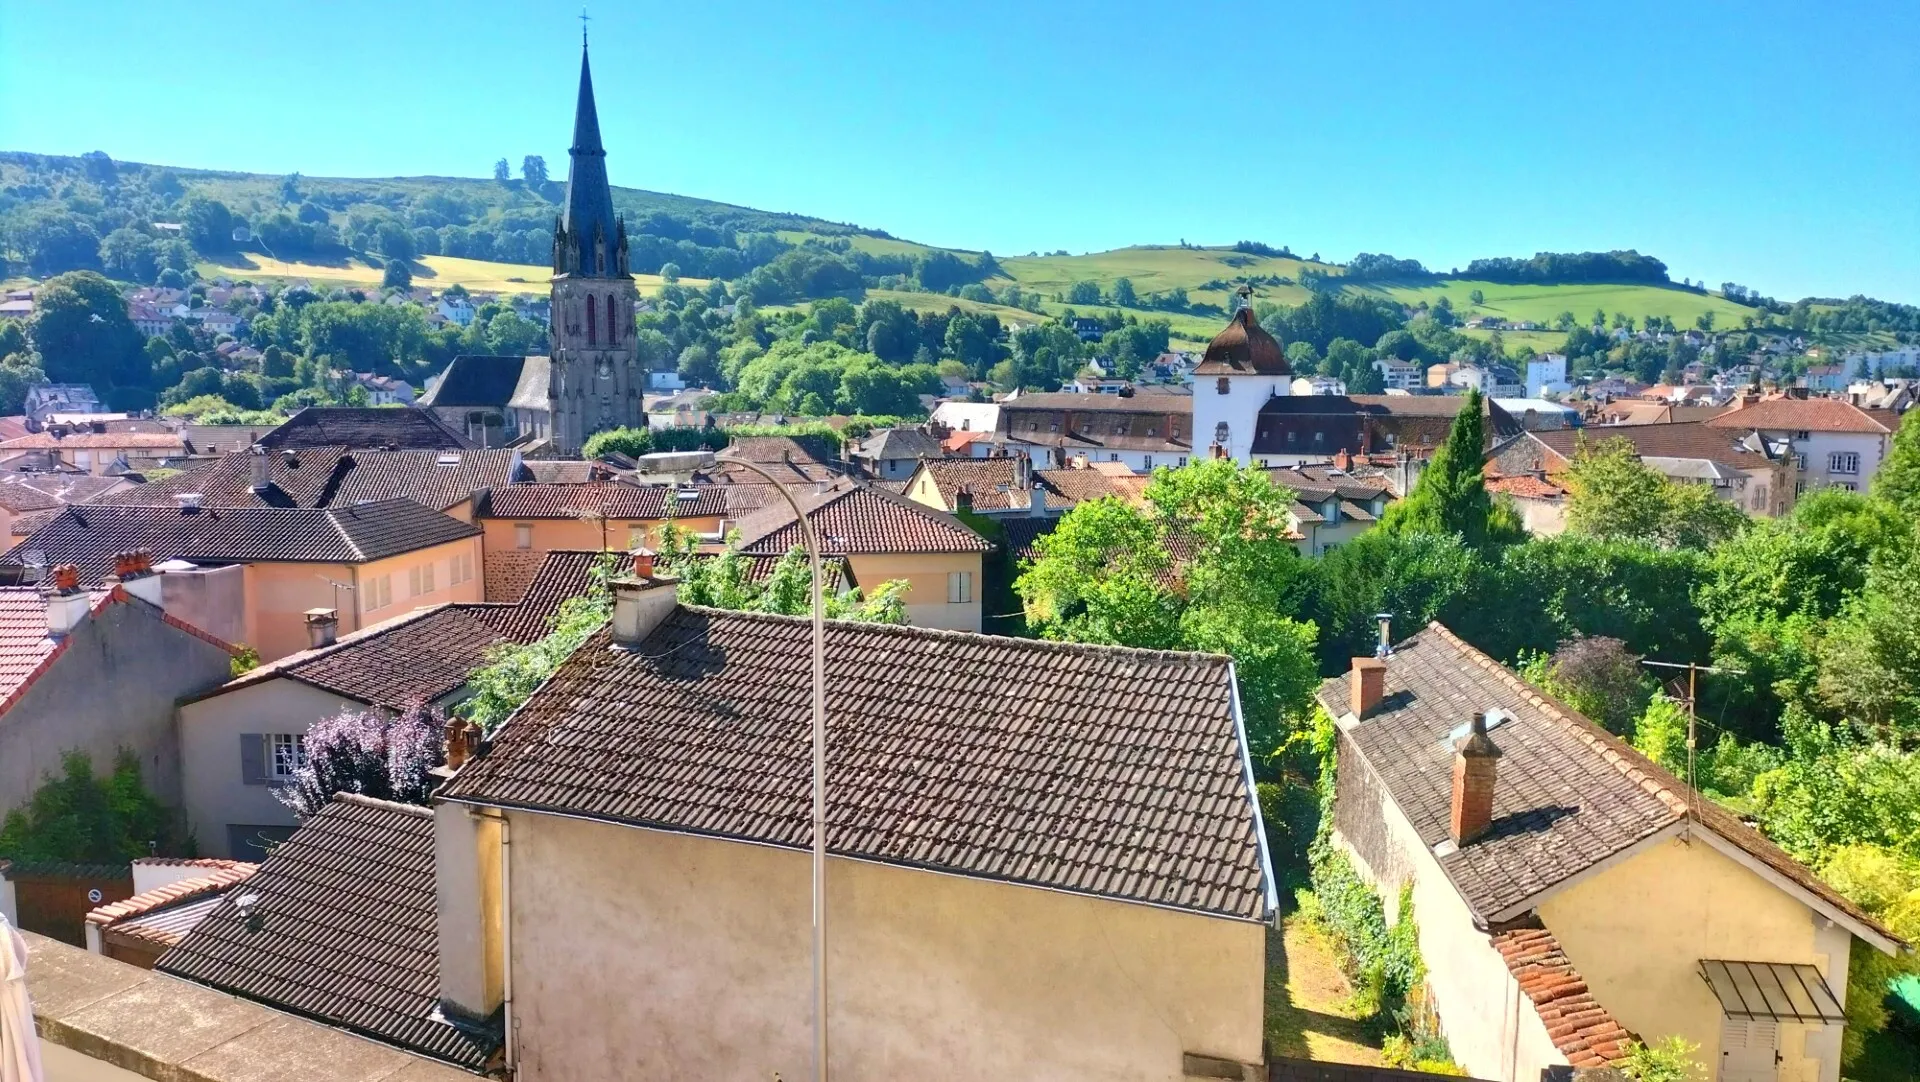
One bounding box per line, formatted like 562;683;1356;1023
1698;959;1846;1023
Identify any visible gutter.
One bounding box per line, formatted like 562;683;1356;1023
1225;662;1282;923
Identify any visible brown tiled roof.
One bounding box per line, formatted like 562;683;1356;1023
1264;466;1392;503
997;395;1193;455
0;472;127;513
11;499;479;583
203;552;601;706
914;458;1061;512
521;459;600;483
1704;397;1892;434
101;448;523;512
260;407;477;450
0;431;187;451
1485;475;1566;500
735;481;992;555
157;794;500;1070
1000;516;1058;563
1194;306;1290;377
442;607;1271;921
724;434;840;464
1034;466;1134;505
1320;623;1901;945
481;481;728;520
1534;424;1776;471
1492;923;1632;1067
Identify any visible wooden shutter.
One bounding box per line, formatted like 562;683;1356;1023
240;733;267;785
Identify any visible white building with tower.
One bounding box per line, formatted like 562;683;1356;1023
1192;296;1293;463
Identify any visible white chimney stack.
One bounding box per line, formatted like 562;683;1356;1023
45;565;89;638
250;446;270;493
304;608;340;649
610;575;678;647
108;549;163;608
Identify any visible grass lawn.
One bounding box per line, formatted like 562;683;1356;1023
1356;279;1757;331
775;230;954;258
1266;915;1385;1066
997;245;1325;311
196;253;703;296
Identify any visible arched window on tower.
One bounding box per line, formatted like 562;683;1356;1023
606;295;618;343
587;294;598;345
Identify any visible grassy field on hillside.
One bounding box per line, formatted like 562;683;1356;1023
997;246;1327;310
1356;279;1757;329
198;253;701;295
775;231;953;259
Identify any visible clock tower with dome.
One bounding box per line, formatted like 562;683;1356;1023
1191;288;1293;464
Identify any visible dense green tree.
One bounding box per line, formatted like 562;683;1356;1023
27;271;149;401
180;194;233;251
1378;390;1521;549
1455;535;1710;665
492;158;511;182
1563;436;1747;549
382;256;413;290
1018;460;1320;759
15;211;101;275
1815;540;1920;738
99;227;160;282
1067;280;1103;306
521;155;548;186
0;750;187;862
1307;529;1477;667
1111;277;1137;306
1872;410;1920;516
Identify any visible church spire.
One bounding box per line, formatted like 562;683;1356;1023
558;34;622;277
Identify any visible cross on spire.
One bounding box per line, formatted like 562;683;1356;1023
579;6;591;47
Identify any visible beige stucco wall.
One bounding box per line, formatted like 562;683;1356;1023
350;536;485;635
1539;835;1848;1082
847;551;983;631
177;678;360;857
503;812;1265;1081
1334;742;1566;1082
235;537;482;661
477;515;722;564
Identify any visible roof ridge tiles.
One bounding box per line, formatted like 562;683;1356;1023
331;791;435;817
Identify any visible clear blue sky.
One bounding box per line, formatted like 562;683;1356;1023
3;1;1915;302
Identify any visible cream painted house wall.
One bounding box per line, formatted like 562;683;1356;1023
1333;729;1566;1082
235;536;482;660
477;515;723;565
501;812;1265;1082
1538;836;1850;1082
177;677;359;858
847;551;983;631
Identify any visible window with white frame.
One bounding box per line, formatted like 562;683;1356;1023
269;733;307;780
1829;451;1861;475
1836;481;1858;491
947;571;973;604
514;523;534;549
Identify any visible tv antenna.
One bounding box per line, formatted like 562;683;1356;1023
1639;658;1745;831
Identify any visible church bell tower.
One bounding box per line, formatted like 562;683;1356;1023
548;31;642;454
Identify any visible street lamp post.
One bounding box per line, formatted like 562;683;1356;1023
634;450;828;1082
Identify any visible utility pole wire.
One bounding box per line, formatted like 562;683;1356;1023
1637;659;1746;832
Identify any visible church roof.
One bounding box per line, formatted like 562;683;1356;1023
559;43;620;275
1194;306;1289;377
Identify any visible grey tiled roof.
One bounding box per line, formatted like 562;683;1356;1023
10;499;480;582
417;355;532;408
442;607;1270;920
735;481;992;555
1321;623;1898;942
102;448;524;512
479;481;727;520
157;795;500;1070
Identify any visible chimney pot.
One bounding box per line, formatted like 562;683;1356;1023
1349;656;1387;719
303;607;339;649
632;547;656;580
1450;711;1503;846
443;716;469;770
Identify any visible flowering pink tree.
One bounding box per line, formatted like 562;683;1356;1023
276;700;443;817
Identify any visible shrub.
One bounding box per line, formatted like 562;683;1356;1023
1619;1036;1705;1082
0;750;189;862
276;701;443;816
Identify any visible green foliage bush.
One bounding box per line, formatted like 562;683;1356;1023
0;751;190;862
1619;1036;1705;1082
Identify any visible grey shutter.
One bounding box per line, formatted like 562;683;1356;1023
240;733;267;785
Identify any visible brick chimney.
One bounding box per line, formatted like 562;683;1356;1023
304;608;339;649
631;546;657;580
45;564;89;637
610;573;678;647
1349;656;1386;719
108;549;162;608
1450;712;1503;845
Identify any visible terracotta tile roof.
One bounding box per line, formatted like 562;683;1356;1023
735;481;993;555
1034;466;1134;506
1320;622;1901;946
942;429;990;454
999;516;1058;563
87;865;258;944
1485;475;1566;500
480;481;728;520
475;550;607;641
0;473;127;513
914;459;1063;512
157;794;500;1070
260;407;476;450
442;607;1271;921
1704;397;1892;434
10;499;480;582
101;448;522;512
1492;923;1632;1067
725;434;839;464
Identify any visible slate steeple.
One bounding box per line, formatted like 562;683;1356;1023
553;38;626;279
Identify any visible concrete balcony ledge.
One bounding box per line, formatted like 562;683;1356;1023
21;931;475;1082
